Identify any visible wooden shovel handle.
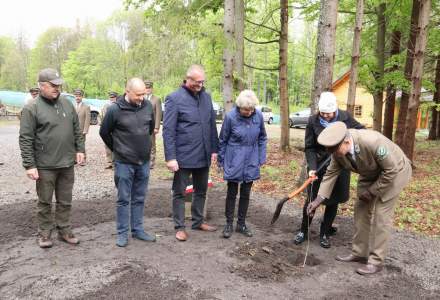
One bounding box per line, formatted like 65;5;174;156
287;176;316;200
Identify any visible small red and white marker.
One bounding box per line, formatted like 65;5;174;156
185;179;213;194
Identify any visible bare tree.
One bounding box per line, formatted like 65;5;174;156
223;0;235;113
428;55;440;140
310;0;339;113
372;3;386;132
395;0;420;145
346;0;364;115
279;0;289;151
382;30;401;139
402;0;432;160
234;0;245;92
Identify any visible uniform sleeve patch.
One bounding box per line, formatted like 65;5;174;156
376;146;388;160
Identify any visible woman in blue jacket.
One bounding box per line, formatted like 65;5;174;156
218;90;267;238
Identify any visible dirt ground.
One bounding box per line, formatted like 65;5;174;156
0;122;439;299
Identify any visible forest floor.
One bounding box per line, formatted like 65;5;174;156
0;121;439;299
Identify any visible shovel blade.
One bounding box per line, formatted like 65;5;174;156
270;197;289;225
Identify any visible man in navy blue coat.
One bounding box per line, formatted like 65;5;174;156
163;65;219;241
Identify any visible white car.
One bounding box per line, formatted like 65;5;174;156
256;105;274;124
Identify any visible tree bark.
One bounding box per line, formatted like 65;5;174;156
346;0;364;115
279;0;289;151
402;0;431;160
383;30;401;139
222;0;235;113
428;55;440;140
395;0;420;145
310;0;339;113
372;3;386;132
234;0;245;91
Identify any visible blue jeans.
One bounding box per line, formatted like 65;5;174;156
114;161;150;236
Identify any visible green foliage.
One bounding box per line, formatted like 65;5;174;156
0;36;29;90
62;38;125;98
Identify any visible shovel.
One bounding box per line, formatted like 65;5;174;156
270;156;332;225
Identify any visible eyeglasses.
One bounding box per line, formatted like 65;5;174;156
188;77;205;85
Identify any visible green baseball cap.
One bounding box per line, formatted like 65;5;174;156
38;68;64;85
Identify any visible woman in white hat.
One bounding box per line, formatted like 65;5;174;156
294;91;364;248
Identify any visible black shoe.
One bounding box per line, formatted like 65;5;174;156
223;224;233;238
328;226;338;236
294;231;307;245
236;224;253;237
320;234;331;248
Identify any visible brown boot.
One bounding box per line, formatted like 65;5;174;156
356;263;383;275
58;232;80;245
38;234;53;248
175;230;188;241
335;254;367;263
197;223;217;232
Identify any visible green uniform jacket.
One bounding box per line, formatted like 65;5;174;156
318;129;412;202
19;95;85;170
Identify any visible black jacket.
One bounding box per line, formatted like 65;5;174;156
305;110;364;205
99;95;154;165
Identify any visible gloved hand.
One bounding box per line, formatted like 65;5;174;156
307;196;325;216
359;189;375;202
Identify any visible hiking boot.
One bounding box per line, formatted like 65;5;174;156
58;232;80;245
223;224;233;239
116;234;128;247
38;234;53;248
294;231;307;245
236;224;253;237
320;234;331;248
132;231;156;242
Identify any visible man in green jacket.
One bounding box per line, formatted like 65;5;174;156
19;68;85;248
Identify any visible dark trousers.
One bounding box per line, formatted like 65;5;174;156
172;167;209;230
300;200;338;236
36;166;75;236
300;178;338;236
225;181;253;225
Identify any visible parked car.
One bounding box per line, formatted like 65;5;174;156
212;102;224;121
289;108;311;128
0;91;103;125
256;105;274;124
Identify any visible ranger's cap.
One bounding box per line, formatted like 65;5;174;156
73;88;84;96
29;87;40;93
144;81;153;88
38;68;64;85
317;121;348;148
108;91;118;98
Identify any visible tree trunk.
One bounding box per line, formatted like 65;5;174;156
234;0;245;92
428;55;440;140
395;0;420;145
373;3;386;132
402;0;431;160
279;0;289;151
346;0;364;115
310;0;339;113
222;0;235;113
383;30;401;139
